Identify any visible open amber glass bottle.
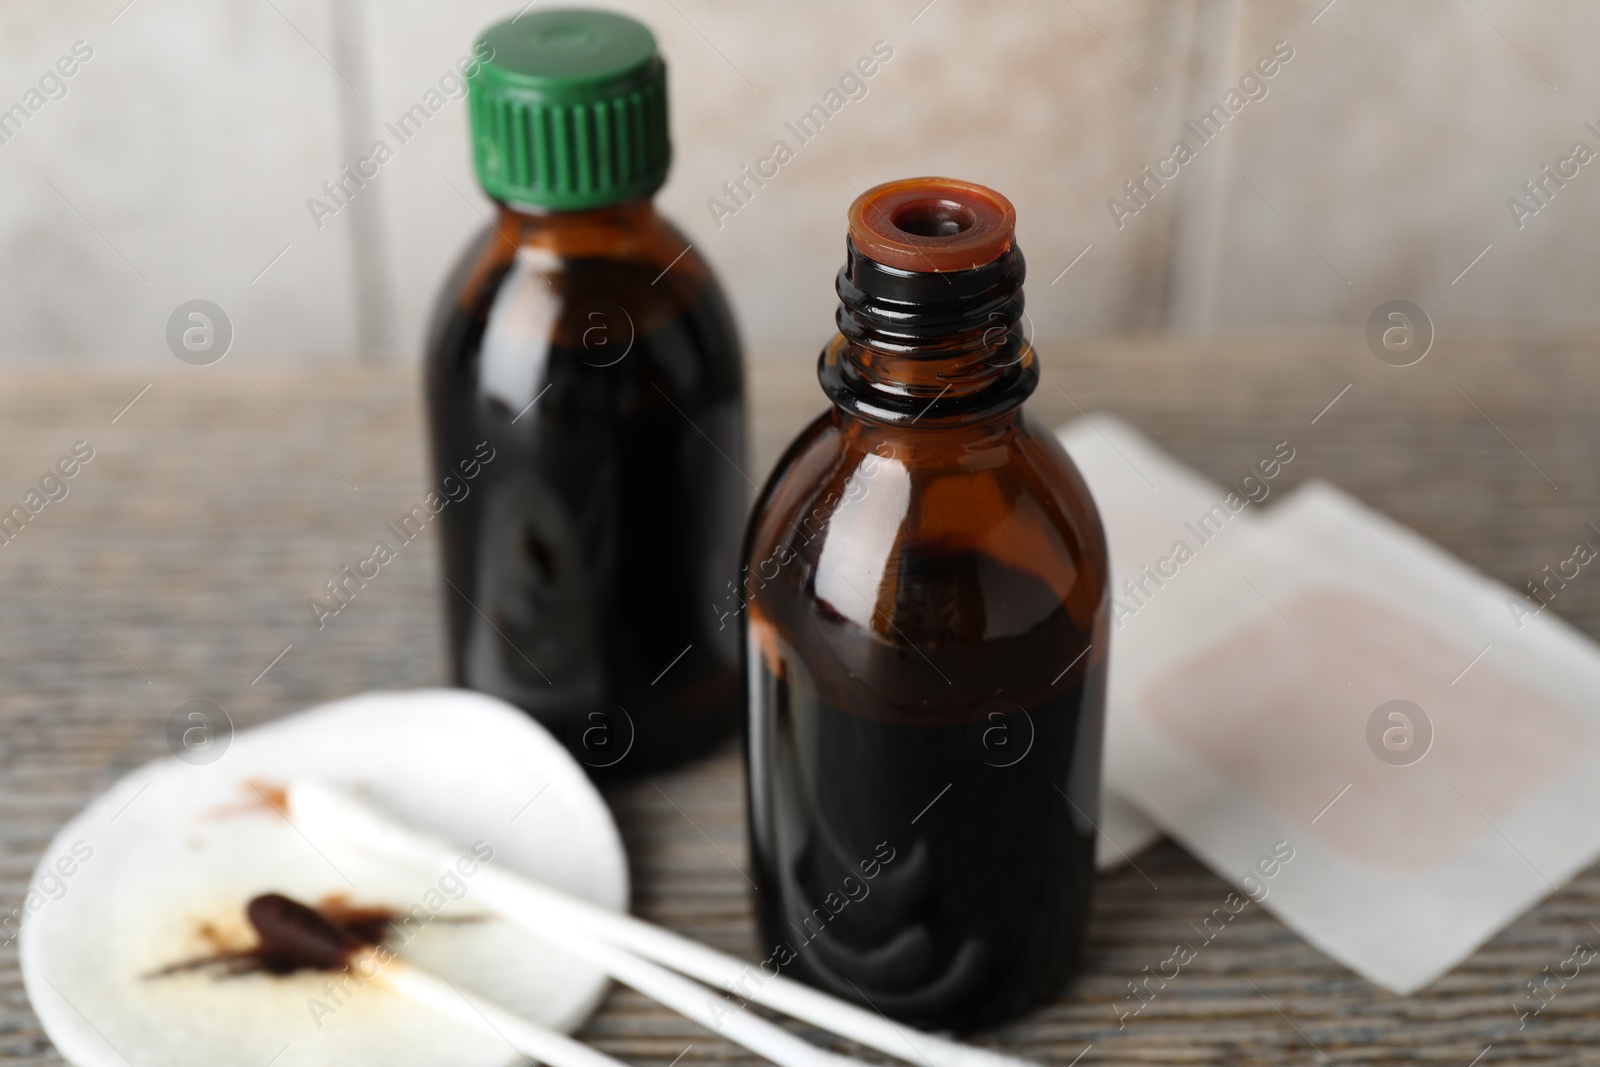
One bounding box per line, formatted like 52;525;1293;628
742;178;1108;1029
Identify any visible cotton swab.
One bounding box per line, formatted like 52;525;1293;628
384;962;624;1067
471;898;863;1067
288;781;1041;1067
281;796;863;1067
245;894;626;1067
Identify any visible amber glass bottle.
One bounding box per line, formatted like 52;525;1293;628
742;178;1108;1029
426;10;744;774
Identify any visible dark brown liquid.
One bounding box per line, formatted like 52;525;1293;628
246;894;364;974
145;895;408;979
426;208;745;775
748;541;1103;1030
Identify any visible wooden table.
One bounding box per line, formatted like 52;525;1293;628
4;337;1599;1065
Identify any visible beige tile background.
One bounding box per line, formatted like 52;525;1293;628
0;0;1593;363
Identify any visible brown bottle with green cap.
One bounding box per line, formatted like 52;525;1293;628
426;8;745;775
742;178;1109;1028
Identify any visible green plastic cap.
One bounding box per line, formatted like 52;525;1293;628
468;9;671;210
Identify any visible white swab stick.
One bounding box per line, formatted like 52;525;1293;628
361;950;627;1067
290;781;1039;1067
294;787;860;1067
496;903;859;1067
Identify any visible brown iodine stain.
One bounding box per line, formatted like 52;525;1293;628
315;894;401;947
146;893;484;980
145;894;399;980
246;894;365;974
200;780;290;821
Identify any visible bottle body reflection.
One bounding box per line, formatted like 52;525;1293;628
427;205;745;774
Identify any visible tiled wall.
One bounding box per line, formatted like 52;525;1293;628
0;0;1591;362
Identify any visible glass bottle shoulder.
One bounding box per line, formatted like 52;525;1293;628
745;405;1108;642
424;202;740;415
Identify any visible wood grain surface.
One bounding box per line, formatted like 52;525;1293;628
3;336;1599;1066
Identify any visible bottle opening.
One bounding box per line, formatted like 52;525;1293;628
847;177;1015;272
891;198;976;237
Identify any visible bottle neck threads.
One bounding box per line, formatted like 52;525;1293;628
821;178;1035;426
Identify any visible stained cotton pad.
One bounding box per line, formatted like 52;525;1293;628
20;690;627;1067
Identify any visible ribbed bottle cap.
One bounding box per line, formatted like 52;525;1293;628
468;9;670;211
